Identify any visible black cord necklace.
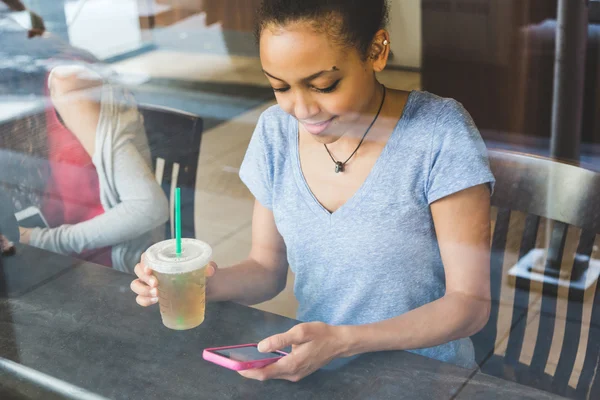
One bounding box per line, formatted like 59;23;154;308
324;84;386;173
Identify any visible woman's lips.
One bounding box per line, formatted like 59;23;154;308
301;117;334;135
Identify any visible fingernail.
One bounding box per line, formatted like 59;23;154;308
257;342;268;353
150;288;158;297
149;278;157;286
151;297;159;303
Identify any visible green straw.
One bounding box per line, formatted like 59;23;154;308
175;187;182;256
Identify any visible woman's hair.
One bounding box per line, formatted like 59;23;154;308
255;0;389;59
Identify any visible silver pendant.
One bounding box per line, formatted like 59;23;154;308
335;162;344;173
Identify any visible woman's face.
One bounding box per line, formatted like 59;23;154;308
260;22;383;144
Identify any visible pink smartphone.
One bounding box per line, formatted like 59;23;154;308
203;344;287;371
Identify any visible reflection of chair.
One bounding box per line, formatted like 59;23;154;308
139;104;203;240
472;150;600;398
513;20;600;144
0;189;18;243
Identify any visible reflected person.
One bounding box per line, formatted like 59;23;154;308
0;66;168;272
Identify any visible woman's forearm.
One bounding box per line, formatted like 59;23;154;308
207;257;287;306
339;292;490;358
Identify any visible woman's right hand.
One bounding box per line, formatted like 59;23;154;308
130;257;218;306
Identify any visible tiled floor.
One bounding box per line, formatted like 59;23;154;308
115;50;270;86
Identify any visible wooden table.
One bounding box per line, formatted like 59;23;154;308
0;245;566;399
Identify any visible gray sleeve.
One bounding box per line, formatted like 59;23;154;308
239;112;274;210
426;99;495;204
29;138;169;255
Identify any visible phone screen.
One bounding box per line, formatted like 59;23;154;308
18;213;48;229
213;346;283;362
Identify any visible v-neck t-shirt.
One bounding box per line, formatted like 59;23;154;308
239;91;495;368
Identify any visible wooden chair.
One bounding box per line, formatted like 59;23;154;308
139;104;203;240
471;149;600;398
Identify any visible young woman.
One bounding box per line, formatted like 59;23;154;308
131;0;495;381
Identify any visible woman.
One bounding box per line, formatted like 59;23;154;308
132;0;494;380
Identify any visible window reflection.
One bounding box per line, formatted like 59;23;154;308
0;0;599;399
1;2;168;272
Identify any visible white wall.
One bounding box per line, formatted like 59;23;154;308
387;0;422;69
65;0;144;60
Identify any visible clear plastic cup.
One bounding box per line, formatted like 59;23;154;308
143;238;212;330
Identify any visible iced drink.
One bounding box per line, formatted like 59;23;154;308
143;238;212;330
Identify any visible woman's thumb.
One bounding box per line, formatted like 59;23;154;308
206;261;218;278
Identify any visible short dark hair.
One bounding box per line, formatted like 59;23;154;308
255;0;389;59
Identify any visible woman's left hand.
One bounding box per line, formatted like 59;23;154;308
238;322;348;382
19;227;32;244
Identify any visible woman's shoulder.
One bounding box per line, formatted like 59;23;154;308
253;104;295;149
392;90;485;160
257;104;294;131
398;91;479;146
403;91;468;124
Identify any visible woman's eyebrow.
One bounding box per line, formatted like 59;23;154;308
262;66;339;83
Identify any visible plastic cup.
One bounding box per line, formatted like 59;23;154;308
143;238;212;330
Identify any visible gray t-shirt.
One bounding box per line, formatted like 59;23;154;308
239;91;495;368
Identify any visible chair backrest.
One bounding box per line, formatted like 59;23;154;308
472;149;600;398
138;104;203;240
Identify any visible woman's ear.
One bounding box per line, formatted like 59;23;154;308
369;29;391;72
